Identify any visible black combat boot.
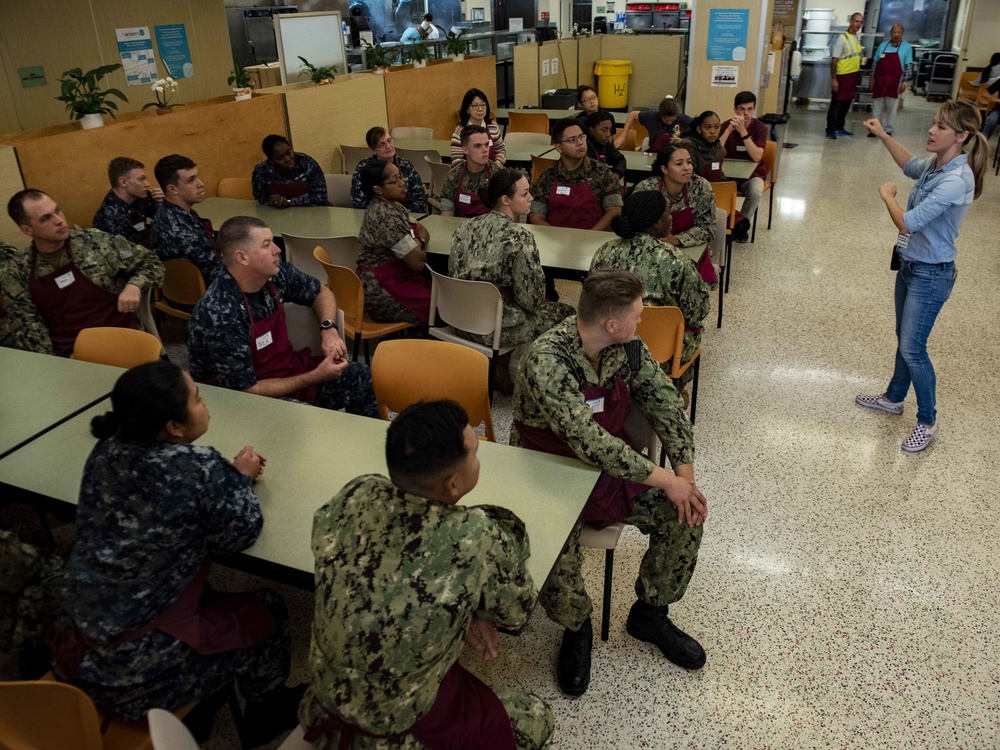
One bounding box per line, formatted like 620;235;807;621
626;600;706;670
556;617;592;696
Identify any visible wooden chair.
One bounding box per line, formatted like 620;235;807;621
371;339;496;442
74;327;162;368
635;305;701;425
390;126;434;139
956;71;982;104
283;233;360;280
216;177;253;200
341;145;371;176
618;128;637;152
508;111;549;135
710;180;738;300
633;123;649;152
313;247;414;364
750;140;778;243
324;173;353;207
425;156;453;212
426;266;514;402
501;132;552;147
396;148;441;185
531;154;556;184
155;259;206;323
974;84;995;118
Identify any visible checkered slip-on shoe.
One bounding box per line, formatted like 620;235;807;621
902;423;939;452
855;393;904;415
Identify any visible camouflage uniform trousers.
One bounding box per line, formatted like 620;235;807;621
360;272;425;326
539;487;703;632
315;361;379;418
1;555;64;652
495;687;555;749
75;590;292;721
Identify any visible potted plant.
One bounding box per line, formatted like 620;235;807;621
362;39;397;72
444;30;470;61
408;41;431;68
55;64;127;129
298;56;338;85
228;58;256;100
141;77;182;114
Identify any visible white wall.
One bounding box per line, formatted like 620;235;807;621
464;0;491;22
951;0;1000;96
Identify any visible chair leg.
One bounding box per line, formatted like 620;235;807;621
363;339;371;366
750;207;758;243
352;334;361;363
226;684;248;750
724;237;734;295
601;548;614;642
35;506;54;546
690;355;700;425
487;353;498;405
716;264;724;329
767;187;775;230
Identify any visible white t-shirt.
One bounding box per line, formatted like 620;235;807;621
421;20;440;39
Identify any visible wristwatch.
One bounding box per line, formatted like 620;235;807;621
742;133;753;140
320;319;335;330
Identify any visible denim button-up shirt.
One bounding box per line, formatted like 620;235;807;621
901;154;974;264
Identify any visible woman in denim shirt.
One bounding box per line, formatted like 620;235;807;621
857;100;988;452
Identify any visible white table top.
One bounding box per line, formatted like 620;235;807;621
0;383;598;589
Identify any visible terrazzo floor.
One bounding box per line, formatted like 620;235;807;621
8;95;999;749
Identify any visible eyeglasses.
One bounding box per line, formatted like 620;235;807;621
581;95;598;104
381;175;405;186
559;133;588;144
468;102;488;109
376;138;394;150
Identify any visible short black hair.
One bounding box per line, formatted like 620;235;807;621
6;189;48;226
91;361;190;442
262;134;291;158
460;124;489;146
217;215;269;263
734;90;757;108
459;88;492;126
587;110;614;130
552;117;583;145
479;167;528;209
576;85;597;103
424;13;433;21
386;400;470;490
108;157;144;188
154;154;197;189
578;270;644;325
359;159;389;198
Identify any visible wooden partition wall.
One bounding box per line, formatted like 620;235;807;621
0;147;25;246
0;95;287;230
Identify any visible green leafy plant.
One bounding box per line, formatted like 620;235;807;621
408;41;431;64
228;57;256;89
362;39;397;69
444;30;471;57
55;64;127;121
298;56;338;84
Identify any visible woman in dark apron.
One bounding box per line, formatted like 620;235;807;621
251;134;331;208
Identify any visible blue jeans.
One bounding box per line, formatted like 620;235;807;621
983;109;999;140
885;259;956;425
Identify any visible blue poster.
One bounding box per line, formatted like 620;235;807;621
154;24;194;79
707;9;749;62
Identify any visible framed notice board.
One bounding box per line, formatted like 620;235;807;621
274;11;347;85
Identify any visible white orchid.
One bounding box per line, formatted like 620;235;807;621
143;76;181;110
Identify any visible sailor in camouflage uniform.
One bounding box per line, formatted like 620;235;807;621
151;154;224;282
591;190;710;386
188;216;377;417
351;127;428;214
438;125;502;217
356;160;432;324
528;118;623;232
55;362;300;744
92;157;162;247
512;270;708;696
301;400;554;749
252;135;330;208
0;528;63;672
448;168;574;350
3;190;164;356
1;241;55;353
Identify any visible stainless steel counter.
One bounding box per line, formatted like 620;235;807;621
794;60;832;100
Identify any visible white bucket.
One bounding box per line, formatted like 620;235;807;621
804;8;835;20
802;32;831;49
804;18;832;32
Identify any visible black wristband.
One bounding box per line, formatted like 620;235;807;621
742;133;753;140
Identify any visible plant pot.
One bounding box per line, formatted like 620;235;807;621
233;87;253;101
80;113;104;130
372;67;387;74
156;107;173;116
451;53;465;62
413;60;427;68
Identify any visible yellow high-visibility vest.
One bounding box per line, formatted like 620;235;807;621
835;32;863;75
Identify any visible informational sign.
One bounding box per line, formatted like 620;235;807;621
509;18;524;31
18;66;46;88
154;24;193;79
116;27;158;86
711;65;739;87
771;0;800;30
707;9;749;61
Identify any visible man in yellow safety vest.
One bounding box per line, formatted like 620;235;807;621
826;12;864;140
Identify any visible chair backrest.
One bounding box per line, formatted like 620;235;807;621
285;304;345;355
426;156;453;199
975;84;994;113
396;149;441;184
217;177;253;200
371;339;495;441
161;258;207;306
633;122;649;152
709;180;737;229
284;233;360;280
531;154;556;184
324;173;353;207
619;128;637;152
0;680;105;750
314;249;365;332
341;145;371;176
762;140;778;182
624;403;657;460
711;206;727;259
427;266;504;349
391;126;434;139
74;327;163;368
508;111;550;135
957;70;981;100
634;305;684;378
137;288;163;348
501;131;553;147
640;136;650;152
149;708;200;750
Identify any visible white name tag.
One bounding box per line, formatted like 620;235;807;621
133;221;146;232
896;232;909;249
736;145;747;152
556;186;572;196
711;161;720;170
55;271;75;289
255;330;274;350
119;247;133;259
458;193;472;204
586;396;605;414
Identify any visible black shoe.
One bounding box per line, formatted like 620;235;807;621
867;132;877;138
240;683;307;748
182;688;229;744
556;618;592;696
626;601;706;670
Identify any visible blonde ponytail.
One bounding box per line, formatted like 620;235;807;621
938;99;989;199
966;130;989;200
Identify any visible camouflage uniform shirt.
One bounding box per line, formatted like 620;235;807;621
1;242;54;353
351;155;428;214
529;157;623;221
251;152;329;207
300;474;537;745
150;200;224;282
448;210;574;347
633;174;717;249
590;232;710;364
437;159;501;215
1;528;63;652
92;190;159;247
512;316;694;476
357;198;424;325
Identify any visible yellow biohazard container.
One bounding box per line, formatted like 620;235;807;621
594;59;633;108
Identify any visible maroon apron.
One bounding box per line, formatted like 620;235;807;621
455;164;492;218
517;374;647;528
547;177;605;230
368;224;431;321
27;242;137;357
871;49;903;99
835;71;860;101
243;282;322;403
305;661;515;750
647;123;680;153
663;182;718;286
268;177;311;200
700;154;725;183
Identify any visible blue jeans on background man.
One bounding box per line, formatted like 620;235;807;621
982;109;999;140
885;259;956;425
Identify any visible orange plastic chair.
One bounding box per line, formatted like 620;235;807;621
618;128;637;152
313;247;414;364
956;71;982;104
635;305;701;425
530;154;556;184
710;180;739;303
508;111;549;135
371;339;496;442
74;327;163;368
750;140;778;243
216;177;253;200
154;259;206;323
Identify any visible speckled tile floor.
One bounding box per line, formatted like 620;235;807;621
8;96;998;749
